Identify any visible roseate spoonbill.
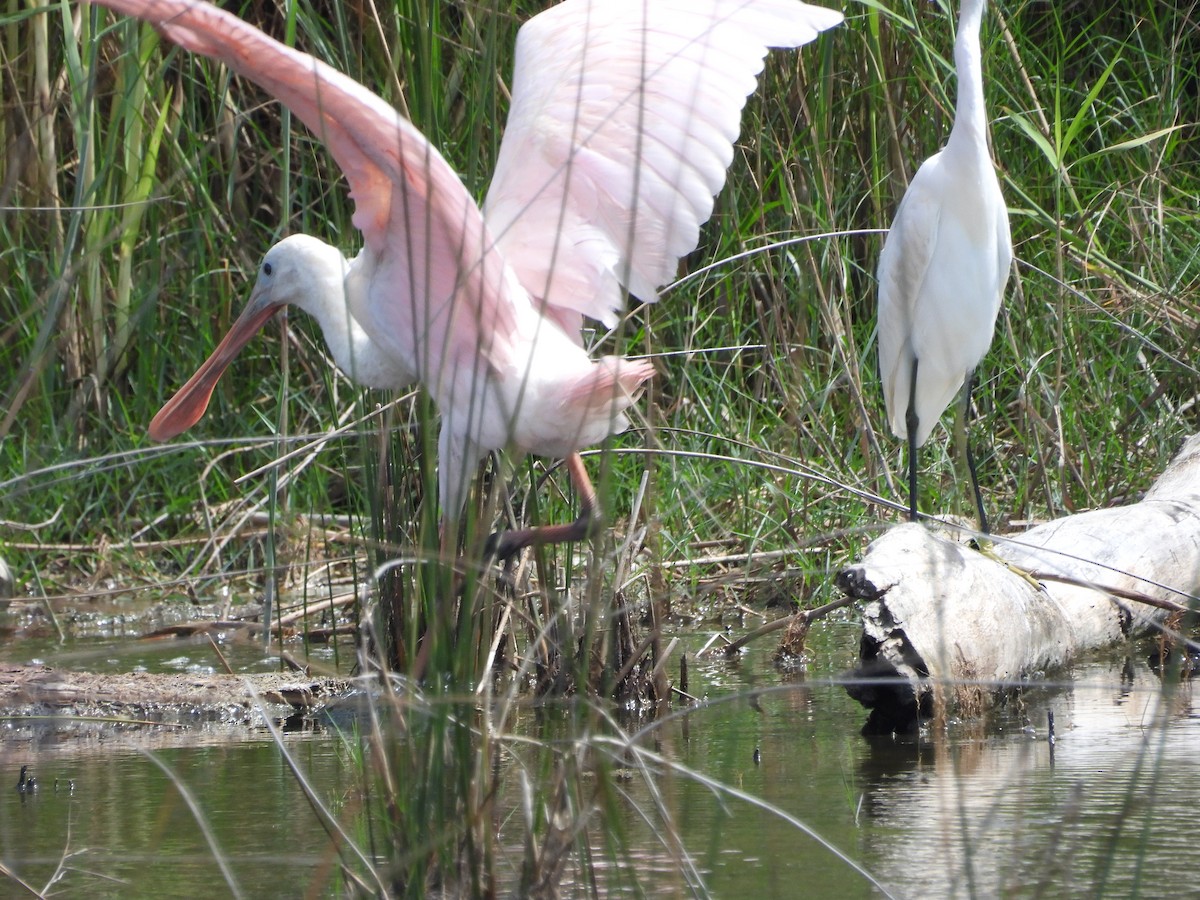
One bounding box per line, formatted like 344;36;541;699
97;0;843;556
877;0;1011;532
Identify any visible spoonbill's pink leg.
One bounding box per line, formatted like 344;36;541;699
487;453;601;560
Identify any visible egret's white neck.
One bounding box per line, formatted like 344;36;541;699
948;0;989;155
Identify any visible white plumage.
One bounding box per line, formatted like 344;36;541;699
877;0;1011;526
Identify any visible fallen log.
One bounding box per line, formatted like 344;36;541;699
839;434;1200;734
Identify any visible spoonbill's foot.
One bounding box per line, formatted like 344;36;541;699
484;511;599;562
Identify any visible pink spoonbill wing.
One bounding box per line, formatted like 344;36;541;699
95;0;521;390
484;0;845;334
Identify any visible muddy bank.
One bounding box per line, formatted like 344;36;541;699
0;664;353;731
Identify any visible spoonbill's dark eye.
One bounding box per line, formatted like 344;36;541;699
263;262;273;276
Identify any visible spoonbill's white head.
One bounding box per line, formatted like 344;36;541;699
148;234;348;441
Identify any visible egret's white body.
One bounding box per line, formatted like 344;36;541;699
876;0;1011;525
97;0;843;553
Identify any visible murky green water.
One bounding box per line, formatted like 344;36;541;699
2;613;1196;897
668;645;1200;898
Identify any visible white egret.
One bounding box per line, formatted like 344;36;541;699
877;0;1011;530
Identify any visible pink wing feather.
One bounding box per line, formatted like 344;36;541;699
92;0;518;378
484;0;843;335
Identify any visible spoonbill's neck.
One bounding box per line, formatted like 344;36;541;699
948;0;989;156
287;240;411;391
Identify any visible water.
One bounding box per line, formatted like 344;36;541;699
2;611;1196;897
0;738;354;898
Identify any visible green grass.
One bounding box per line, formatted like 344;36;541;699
1;0;1198;894
4;0;1193;582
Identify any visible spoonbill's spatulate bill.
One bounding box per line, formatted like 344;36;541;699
95;0;843;556
876;0;1011;531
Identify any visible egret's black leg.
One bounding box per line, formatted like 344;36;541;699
962;368;989;535
904;357;920;522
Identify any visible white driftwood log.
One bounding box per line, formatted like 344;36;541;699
840;434;1200;733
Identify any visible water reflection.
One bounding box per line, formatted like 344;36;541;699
626;633;1197;898
0;738;353;898
853;659;1197;898
0;615;1195;897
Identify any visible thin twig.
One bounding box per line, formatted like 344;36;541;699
718;596;856;657
1030;571;1191;613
